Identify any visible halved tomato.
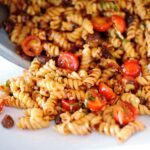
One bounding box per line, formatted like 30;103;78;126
58;52;79;71
62;99;79;112
21;35;42;57
92;17;112;32
113;101;137;125
99;83;116;103
112;15;126;33
84;90;107;112
121;59;141;77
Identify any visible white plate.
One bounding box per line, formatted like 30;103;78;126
0;56;150;150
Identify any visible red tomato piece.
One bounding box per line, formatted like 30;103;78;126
85;90;107;112
0;99;5;113
92;17;112;32
119;76;139;93
62;99;79;112
99;83;116;102
121;59;141;77
112;15;126;33
113;101;137;125
21;35;42;57
58;52;79;71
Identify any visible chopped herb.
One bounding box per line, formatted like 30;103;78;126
5;80;9;87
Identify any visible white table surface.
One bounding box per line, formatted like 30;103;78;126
0;56;150;150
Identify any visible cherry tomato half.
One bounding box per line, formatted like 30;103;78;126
112;15;126;33
58;52;79;71
99;83;116;103
119;76;139;93
113;101;137;125
85;90;107;112
92;17;112;32
121;59;141;77
62;99;79;112
21;35;42;57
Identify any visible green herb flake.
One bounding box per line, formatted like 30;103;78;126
5;80;9;87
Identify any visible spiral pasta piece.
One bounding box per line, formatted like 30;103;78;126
138;104;150;115
127;16;139;41
117;121;145;142
121;93;140;108
36;59;57;77
83;68;101;88
136;76;150;86
80;44;92;70
13;90;38;108
29;59;41;76
48;30;71;50
43;43;60;57
17;117;50;130
99;122;120;137
4;96;28;109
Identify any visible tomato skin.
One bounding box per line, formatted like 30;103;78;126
121;59;141;77
62;99;79;112
119;76;139;93
99;83;116;102
113;101;137;125
58;53;79;71
21;35;42;57
112;15;126;33
85;90;107;112
92;17;112;32
0;99;5;113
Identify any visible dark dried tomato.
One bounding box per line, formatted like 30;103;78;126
1;115;14;129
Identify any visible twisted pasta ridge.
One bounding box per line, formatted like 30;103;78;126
17;117;50;130
24;108;44;118
98;1;119;11
10;23;23;44
85;1;99;15
37;79;65;92
138;104;150;115
136;76;150;86
83;68;101;87
66;89;86;101
111;49;124;59
82;18;94;34
122;40;138;58
99;122;120;136
102;106;116;124
36;59;57;77
42;97;58;115
29;59;41;76
117;121;145;142
13;90;38;108
54;77;83;90
67;122;91;135
4;96;28;109
80;44;92;70
27;4;40;16
127;16;139;40
48;30;71;50
67;27;82;42
121;93;140;108
43;43;60;57
66;13;83;25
